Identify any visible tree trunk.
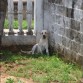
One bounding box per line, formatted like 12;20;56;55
0;0;7;47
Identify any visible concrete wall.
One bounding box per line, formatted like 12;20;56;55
2;35;36;46
45;0;83;64
35;0;83;65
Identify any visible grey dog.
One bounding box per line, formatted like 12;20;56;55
21;30;49;55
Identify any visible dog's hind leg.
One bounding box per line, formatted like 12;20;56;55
32;44;43;54
32;44;38;54
37;45;43;54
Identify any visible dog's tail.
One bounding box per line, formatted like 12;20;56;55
21;50;32;54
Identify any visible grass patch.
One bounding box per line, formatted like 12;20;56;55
4;19;34;29
6;78;15;83
0;50;83;83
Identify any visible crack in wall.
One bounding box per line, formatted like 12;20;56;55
71;0;75;18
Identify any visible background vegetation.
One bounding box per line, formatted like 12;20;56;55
4;19;34;29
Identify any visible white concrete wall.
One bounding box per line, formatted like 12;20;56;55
2;35;36;46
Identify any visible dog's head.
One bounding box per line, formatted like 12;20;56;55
41;30;48;39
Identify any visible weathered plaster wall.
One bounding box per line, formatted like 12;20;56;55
42;0;83;64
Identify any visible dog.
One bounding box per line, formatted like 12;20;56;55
21;30;49;55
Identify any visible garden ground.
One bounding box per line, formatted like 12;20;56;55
0;50;83;83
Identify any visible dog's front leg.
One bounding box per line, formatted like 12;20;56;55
45;46;49;55
46;49;49;55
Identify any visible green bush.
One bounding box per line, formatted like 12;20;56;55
4;19;34;29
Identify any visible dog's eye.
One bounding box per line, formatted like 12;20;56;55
41;32;43;34
45;32;47;34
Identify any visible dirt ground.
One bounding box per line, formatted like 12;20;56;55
0;64;34;83
1;74;83;83
0;74;34;83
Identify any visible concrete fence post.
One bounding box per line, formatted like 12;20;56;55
26;0;33;35
0;0;7;47
34;0;44;42
18;0;24;35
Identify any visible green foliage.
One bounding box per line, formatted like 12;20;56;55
4;19;34;29
6;78;14;83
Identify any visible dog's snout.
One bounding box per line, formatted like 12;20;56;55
43;35;46;39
